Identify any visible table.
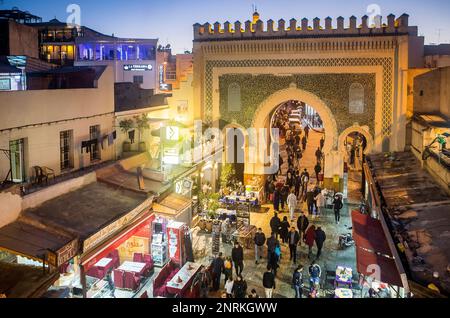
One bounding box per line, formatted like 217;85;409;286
118;261;147;276
335;266;353;288
221;195;257;203
94;258;113;268
166;262;202;295
335;288;353;298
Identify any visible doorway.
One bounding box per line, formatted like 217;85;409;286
9;139;25;183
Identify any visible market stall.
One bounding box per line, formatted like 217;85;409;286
232;224;257;249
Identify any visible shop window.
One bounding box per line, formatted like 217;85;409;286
89;125;101;162
60;130;74;171
133;75;144;85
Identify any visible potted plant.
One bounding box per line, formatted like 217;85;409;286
119;119;134;152
135;114;150;152
220;164;235;189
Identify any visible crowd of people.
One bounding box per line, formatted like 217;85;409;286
194;103;347;299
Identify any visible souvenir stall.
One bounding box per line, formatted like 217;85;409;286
334;266;354;298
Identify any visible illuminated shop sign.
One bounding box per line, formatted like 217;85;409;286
159;83;172;91
166;126;180;141
163;148;179;165
123;64;153;71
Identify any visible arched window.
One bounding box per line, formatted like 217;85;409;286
228;83;242;112
349;83;365;114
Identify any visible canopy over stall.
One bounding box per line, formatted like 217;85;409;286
351;211;404;288
152;193;193;226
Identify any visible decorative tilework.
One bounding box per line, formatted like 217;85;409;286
204;58;393;137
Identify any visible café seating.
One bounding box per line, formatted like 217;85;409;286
108;250;120;268
114;269;125;289
143;254;155;276
124;271;141;291
86;266;107;280
153;260;180;298
32;166;55;185
133;253;144;263
132;253;154;276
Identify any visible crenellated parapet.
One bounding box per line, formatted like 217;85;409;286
193;14;416;41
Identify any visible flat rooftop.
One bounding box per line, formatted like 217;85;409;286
367;151;450;295
21;182;148;240
0;262;58;298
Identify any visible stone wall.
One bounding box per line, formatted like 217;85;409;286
218;73;376;135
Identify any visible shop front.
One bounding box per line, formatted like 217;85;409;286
77;209;156;298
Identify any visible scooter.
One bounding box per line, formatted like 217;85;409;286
338;233;355;249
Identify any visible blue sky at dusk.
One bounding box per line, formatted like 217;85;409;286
1;0;450;53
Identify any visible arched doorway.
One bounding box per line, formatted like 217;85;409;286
338;125;374;203
249;86;339;184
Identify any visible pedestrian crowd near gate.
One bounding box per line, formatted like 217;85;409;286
187;101;382;299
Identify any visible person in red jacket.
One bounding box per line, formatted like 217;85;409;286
304;225;316;259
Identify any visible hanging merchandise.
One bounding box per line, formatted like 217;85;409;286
128;130;136;144
212;220;221;255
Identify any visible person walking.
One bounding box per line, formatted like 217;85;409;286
266;232;279;262
304;125;310;139
263;265;276;298
273;188;281;212
294;171;302;198
293;265;305;298
280;216;290;245
232;242;244;277
211;253;225;291
315;190;325;218
297;212;310;242
280;184;289;211
315;147;323;163
194;267;212;298
302;135;307;151
271;243;281;276
270;213;281;240
264;177;271;203
314;162;322;183
333;195;344;225
304;225;316;259
254;228;266;265
232;275;248;299
287;190;298;221
315;227;327;259
224;276;234;298
306;189;315;217
223;256;233;284
105;268;116;298
288;227;301;264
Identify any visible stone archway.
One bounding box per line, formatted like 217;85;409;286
248;85;340;178
251;85;339;155
338;125;374;155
